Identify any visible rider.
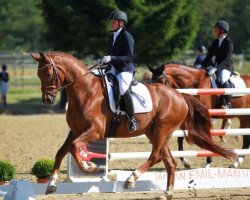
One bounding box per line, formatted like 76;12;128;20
0;64;9;109
96;10;137;132
194;45;207;69
202;20;234;109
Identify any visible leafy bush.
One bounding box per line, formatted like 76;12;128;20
31;158;54;179
0;160;16;181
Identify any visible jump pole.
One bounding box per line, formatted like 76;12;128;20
177;88;250;95
209;108;250;116
135;128;250;138
109;149;250;161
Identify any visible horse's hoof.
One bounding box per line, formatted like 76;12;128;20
203;163;210;168
83;161;99;172
229;164;235;168
123;180;135;189
183;160;191;169
235;136;240;143
45;184;57;195
156;193;172;200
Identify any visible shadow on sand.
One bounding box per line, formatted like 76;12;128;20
0;97;66;115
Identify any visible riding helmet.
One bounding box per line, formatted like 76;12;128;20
197;45;207;53
214;20;229;32
107;10;128;24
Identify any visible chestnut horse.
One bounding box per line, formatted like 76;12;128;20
148;62;250;168
31;52;235;200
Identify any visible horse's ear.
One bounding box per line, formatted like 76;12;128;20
30;52;40;62
146;63;154;72
39;51;49;62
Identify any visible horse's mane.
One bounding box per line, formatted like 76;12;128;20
163;61;200;76
163;61;192;68
48;51;88;68
161;61;203;88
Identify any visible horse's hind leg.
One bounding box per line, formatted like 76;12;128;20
232;135;250;168
123;129;171;189
157;146;177;200
219;118;232;143
231;118;249;168
46;130;75;194
178;136;190;169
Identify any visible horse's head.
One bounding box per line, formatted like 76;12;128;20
147;63;169;85
162;63;206;88
30;52;65;106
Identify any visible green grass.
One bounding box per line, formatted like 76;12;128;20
1;88;63;115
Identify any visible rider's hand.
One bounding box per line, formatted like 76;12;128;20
101;55;111;64
206;66;217;76
96;55;111;65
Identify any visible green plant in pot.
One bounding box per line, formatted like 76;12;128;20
32;158;54;183
0;160;16;185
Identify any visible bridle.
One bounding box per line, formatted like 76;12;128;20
151;71;170;86
38;59;93;97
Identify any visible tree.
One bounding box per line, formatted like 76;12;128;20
0;0;47;51
230;0;250;54
41;0;200;64
40;0;115;57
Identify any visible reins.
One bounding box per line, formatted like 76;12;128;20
38;59;102;96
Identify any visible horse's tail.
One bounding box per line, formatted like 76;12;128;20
181;93;236;160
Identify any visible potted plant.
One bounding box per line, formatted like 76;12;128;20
0;160;16;185
31;158;54;183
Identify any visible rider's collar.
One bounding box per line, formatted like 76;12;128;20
113;28;123;45
113;28;123;37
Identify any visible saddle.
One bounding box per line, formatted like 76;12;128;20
105;73;152;115
210;71;246;97
91;69;152;114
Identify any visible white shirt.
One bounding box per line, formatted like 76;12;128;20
112;28;123;45
218;35;226;47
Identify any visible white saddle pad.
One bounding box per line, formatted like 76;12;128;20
229;75;246;96
210;74;246;97
105;76;152;115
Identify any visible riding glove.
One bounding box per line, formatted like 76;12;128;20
206;66;217;76
96;55;111;65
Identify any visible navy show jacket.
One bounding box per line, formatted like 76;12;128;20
202;37;234;73
107;29;136;73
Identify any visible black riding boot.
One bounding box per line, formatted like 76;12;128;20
122;90;138;132
221;82;232;109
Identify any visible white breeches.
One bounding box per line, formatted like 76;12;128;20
116;72;133;95
1;82;8;96
106;69;133;95
218;69;231;84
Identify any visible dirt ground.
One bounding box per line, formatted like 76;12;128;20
0;114;249;200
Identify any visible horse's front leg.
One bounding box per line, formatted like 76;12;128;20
46;131;75;194
71;125;102;172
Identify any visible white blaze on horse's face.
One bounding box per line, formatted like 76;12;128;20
37;64;58;106
30;52;58;106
